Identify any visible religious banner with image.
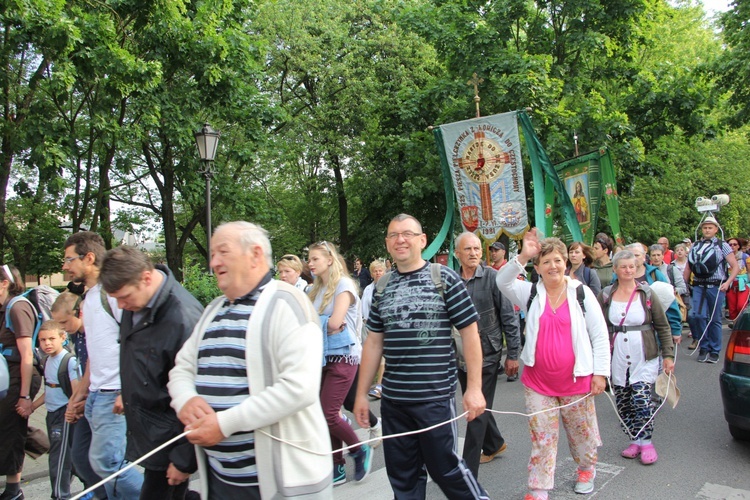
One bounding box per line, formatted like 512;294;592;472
436;111;529;241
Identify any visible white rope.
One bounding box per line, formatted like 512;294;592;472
70;430;192;500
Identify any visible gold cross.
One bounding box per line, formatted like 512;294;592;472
467;73;484;118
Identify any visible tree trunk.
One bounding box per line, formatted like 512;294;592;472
331;153;349;252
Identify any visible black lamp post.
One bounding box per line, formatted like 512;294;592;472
194;123;220;273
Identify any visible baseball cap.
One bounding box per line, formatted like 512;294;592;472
682;238;691;245
490;242;505;251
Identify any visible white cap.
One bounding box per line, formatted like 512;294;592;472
700;216;720;228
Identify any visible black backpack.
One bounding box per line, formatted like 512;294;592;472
688;239;723;281
42;351;74;399
527;282;586;315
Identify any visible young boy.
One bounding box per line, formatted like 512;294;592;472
31;320;79;500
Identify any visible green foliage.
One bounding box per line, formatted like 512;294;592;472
181;264;221;307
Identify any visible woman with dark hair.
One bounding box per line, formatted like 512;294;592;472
0;264;41;499
592;234;615;288
567;242;602;297
726;237;750;324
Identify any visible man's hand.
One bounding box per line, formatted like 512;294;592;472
672;335;682;346
462;387;486;422
186;412;225;447
663;358;675;375
720;280;731;293
65;400;85;423
591;375;606;395
504;359;519;378
112;395;124;414
178;396;215;426
353;394;371;429
166;463;191;486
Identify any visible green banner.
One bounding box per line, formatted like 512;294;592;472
428;127;457;269
518;111;583;241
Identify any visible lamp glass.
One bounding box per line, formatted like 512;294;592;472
194;123;220;162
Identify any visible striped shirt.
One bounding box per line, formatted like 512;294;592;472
366;262;479;402
195;274;271;486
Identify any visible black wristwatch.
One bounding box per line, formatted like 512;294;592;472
19;395;30;400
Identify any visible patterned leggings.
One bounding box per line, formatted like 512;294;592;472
613;381;654;441
525;387;601;491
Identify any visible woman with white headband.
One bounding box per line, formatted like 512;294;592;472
0;263;41;500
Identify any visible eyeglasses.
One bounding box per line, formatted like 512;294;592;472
729;242;739;247
62;255;85;264
386;231;422;241
281;255;298;261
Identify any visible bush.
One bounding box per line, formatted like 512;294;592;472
181;264;221;306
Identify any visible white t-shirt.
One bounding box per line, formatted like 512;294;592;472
312;277;361;337
83;283;123;391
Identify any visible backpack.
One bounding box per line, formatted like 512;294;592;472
375;264;467;367
0;354;8;400
42;351;74;399
526;282;586;315
688;239;723;281
5;286;60;366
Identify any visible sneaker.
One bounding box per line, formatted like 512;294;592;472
368;384;382;399
351;444;373;481
333;463;346;486
697;351;709;363
688;339;699;350
369;419;383;448
507;373;518;382
479;442;507;464
0;490;24;500
707;352;720;364
574;468;596;494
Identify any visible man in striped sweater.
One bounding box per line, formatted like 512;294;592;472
169;221;332;499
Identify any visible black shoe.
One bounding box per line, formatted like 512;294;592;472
707;352;720;364
697;351;709;363
0;490;24;500
507;374;518;382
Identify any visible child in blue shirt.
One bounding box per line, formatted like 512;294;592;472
32;320;79;500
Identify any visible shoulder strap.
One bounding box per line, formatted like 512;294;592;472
100;287;118;323
375;272;392;294
526;282;538;311
58;352;74;399
430;263;445;299
576;284;586;315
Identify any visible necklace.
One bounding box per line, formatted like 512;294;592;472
548;286;567;314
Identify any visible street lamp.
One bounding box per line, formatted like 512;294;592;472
194;123;220;273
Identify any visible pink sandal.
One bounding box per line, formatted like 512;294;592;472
640;443;658;464
621;443;641;459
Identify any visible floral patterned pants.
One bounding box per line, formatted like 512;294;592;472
525;387;601;491
613;381;654;441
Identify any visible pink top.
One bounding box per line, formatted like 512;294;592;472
522;299;592;396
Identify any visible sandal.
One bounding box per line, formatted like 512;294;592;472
368;384;382;399
621;443;641;459
639;443;658;465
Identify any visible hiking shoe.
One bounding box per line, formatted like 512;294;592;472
574;468;596;494
707;352;720;364
369;418;383;448
479;442;507;464
333;463;346;486
688;339;699;350
697;351;709;363
351;444;373;481
0;490;24;500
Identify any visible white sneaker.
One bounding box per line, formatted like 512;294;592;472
369;419;383;448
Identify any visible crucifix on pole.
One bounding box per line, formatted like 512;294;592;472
467;72;484;118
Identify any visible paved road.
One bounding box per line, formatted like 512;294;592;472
9;324;750;499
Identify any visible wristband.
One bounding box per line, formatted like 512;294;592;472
19;396;30;400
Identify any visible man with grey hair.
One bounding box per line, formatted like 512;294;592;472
454;232;520;477
168;221;332;499
100;246;203;499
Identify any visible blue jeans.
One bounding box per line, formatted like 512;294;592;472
688;285;724;354
71;414;108;499
84;391;144;499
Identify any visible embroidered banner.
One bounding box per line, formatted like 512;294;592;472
437;112;528;241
